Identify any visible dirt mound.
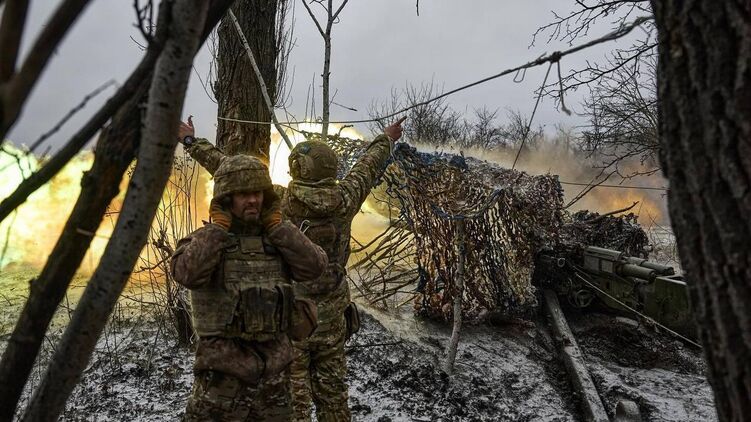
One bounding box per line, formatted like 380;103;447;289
572;312;705;375
347;309;578;421
565;311;714;421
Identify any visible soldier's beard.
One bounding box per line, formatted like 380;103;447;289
239;208;260;223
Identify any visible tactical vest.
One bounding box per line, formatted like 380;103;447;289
190;234;294;341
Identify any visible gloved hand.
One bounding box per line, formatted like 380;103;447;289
260;189;282;231
209;198;232;230
261;209;282;231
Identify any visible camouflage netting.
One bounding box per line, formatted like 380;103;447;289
382;145;564;322
560;210;649;257
306;129;566;321
306;132;648;322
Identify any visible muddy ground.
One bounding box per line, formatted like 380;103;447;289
1;282;715;421
0;266;713;421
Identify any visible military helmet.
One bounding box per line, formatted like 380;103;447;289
213;154;272;199
288;141;338;182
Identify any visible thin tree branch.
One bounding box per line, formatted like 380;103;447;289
28;79;117;154
585;201;639;223
331;0;349;21
0;41;162;225
0;0;93;140
301;0;325;38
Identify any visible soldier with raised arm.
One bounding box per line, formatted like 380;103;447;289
179;117;405;421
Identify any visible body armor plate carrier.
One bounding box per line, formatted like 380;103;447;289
191;235;294;341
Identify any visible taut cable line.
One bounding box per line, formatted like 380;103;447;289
217;16;650;128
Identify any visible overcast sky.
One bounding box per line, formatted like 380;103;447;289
8;1;629;151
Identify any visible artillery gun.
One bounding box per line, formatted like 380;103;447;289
536;246;697;421
537;245;695;342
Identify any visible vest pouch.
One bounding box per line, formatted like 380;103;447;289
276;284;294;333
241;286;281;334
344;302;361;340
289;298;319;341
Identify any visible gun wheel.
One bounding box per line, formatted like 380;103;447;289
569;289;594;308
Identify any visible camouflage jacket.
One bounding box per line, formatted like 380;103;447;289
171;219;327;288
186;136;392;331
170;219;327;383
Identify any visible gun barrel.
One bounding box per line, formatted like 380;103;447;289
618;263;657;281
625;257;675;276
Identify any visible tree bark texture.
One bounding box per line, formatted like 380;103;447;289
215;0;279;159
651;1;751;420
321;35;331;138
21;0;210;419
227;9;293;149
0;1;233;418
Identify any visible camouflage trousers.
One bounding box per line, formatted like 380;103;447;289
290;315;350;422
184;369;292;421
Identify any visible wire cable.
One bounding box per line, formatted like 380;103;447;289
216;17;651;128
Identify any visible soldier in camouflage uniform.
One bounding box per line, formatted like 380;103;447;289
171;153;327;421
179;117;405;422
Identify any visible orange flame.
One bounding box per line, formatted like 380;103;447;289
0;123;368;275
0;143;120;273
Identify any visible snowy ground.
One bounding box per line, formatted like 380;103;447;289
1;269;715;421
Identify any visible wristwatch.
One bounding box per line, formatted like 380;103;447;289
182;135;196;146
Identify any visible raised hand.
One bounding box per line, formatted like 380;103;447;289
384;116;407;141
178;115;195;143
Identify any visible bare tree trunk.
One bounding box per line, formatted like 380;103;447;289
301;0;349;140
20;0;210;419
321;28;331;138
227;9;293;149
444;220;466;374
651;1;751;420
0;1;233;418
215;0;280;158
